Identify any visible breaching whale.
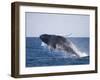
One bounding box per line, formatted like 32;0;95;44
40;34;87;58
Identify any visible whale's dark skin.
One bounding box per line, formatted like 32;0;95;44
39;34;80;57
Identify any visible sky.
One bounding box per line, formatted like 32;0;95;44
25;12;90;37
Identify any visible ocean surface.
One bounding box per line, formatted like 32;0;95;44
26;37;89;67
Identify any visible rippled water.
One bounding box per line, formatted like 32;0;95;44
26;37;89;67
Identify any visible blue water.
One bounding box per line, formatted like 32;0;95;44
26;37;89;67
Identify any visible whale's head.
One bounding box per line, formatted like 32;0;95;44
39;34;50;44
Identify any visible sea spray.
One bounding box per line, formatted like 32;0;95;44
69;41;88;58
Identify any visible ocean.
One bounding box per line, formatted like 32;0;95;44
26;37;89;67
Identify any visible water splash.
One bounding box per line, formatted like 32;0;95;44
69;41;88;58
40;38;88;58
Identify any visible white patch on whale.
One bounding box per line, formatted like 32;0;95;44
41;42;47;48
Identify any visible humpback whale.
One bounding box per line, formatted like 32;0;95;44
40;34;87;58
